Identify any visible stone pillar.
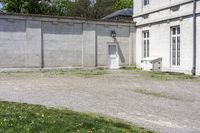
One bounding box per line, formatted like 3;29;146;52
129;26;136;65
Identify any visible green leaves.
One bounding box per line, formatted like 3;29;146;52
0;0;133;19
114;0;133;10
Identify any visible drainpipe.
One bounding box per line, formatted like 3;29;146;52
192;0;197;76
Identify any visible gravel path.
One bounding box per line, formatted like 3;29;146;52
0;70;200;133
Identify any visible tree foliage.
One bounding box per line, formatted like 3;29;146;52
0;0;133;19
0;0;55;14
114;0;133;10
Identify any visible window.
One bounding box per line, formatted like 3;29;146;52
144;0;150;6
143;31;150;58
109;45;117;55
171;26;180;66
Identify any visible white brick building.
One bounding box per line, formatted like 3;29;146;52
133;0;200;75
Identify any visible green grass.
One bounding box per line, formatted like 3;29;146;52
0;69;108;78
45;69;108;78
0;101;156;133
123;68;195;81
142;72;195;80
133;89;180;100
120;66;141;71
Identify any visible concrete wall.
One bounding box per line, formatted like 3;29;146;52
42;22;83;67
26;20;42;68
0;19;26;68
96;25;132;66
0;14;135;69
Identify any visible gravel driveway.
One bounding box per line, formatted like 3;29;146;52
0;70;200;133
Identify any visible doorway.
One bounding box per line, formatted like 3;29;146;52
108;43;119;69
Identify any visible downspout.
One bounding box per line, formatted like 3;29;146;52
192;0;197;76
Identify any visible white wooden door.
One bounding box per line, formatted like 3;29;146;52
108;44;119;69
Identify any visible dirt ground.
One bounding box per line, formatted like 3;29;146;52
0;70;200;133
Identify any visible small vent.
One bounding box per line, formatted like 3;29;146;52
171;6;180;12
143;14;149;19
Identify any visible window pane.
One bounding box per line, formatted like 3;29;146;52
144;0;147;5
172;37;176;44
144;0;149;5
143;31;149;58
177;37;180;65
172;37;176;65
172;28;176;35
172;48;176;65
109;45;116;55
144;32;146;38
177;27;180;34
177;37;180;49
144;40;146;58
171;26;180;66
147;40;149;57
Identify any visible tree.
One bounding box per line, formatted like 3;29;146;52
72;0;93;18
114;0;133;10
0;0;134;19
93;0;116;19
0;0;54;14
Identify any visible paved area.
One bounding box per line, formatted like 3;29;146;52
0;70;200;133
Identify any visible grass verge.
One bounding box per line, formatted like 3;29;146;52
142;72;195;80
133;89;180;100
121;67;195;81
0;101;156;133
0;69;108;78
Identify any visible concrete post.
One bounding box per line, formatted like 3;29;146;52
129;26;136;66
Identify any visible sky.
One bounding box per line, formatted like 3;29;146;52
0;3;3;9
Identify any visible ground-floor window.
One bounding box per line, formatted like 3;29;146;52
171;26;180;66
143;30;149;58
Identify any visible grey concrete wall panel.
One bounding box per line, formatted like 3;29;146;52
96;25;130;66
0;19;26;68
42;22;83;67
26;20;42;67
82;24;96;67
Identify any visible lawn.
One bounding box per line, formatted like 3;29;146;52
133;89;180;101
0;101;156;133
0;69;108;78
0;68;197;80
121;66;196;80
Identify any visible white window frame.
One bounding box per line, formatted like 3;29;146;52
144;0;150;6
171;26;180;66
143;30;150;58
